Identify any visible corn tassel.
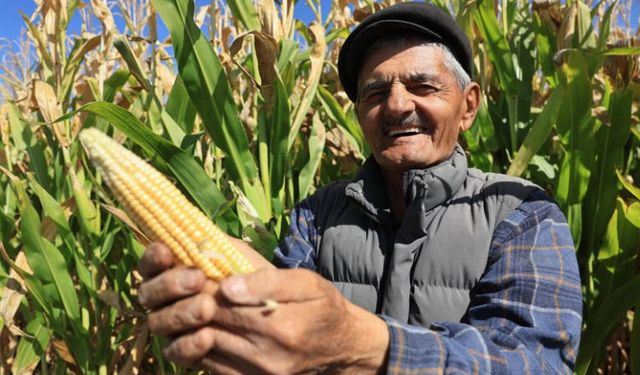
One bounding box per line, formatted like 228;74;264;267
79;128;255;281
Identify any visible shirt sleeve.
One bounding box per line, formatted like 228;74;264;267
272;199;318;271
380;195;583;374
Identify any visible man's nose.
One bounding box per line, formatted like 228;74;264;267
384;83;415;119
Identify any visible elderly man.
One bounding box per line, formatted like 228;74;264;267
138;2;582;374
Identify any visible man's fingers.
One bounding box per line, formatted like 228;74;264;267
201;352;262;375
163;326;253;369
148;292;218;336
163;326;216;366
219;268;326;305
138;266;206;309
138;242;175;279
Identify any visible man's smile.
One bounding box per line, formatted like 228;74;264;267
386;127;426;137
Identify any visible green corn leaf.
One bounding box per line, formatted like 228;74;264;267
152;0;268;220
616;170;640;200
8;104;50;190
532;11;557;86
20;202;80;323
326;27;350;45
576;274;640;375
554;51;593;246
226;0;260;31
103;70;131;103
113;37;153;93
596;1;616;52
114;36;186;145
626;201;640;229
57;101;238;227
83;69;131;130
26;174;70;233
8;102;28;152
277;39;300;80
593;199;639;304
298;113;326;200
166;76;197;134
507;86;564;177
12;314;50;374
268;76;292;207
583;87;632;256
473;0;517;95
604;47;640;56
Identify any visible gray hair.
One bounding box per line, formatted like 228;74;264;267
359;35;471;91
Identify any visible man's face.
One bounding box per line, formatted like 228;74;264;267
355;43;479;173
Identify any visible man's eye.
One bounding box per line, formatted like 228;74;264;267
409;84;436;95
364;90;386;102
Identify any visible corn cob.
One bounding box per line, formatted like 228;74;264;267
79;128;255;281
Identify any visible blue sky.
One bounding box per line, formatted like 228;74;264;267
0;1;638;52
0;1;326;44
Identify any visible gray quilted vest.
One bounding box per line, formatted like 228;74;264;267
309;146;541;326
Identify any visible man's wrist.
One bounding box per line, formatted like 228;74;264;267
337;303;390;374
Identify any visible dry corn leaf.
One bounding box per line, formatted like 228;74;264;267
33;80;69;146
0;103;9;147
289;22;326;147
253;33;278;86
52;340;77;365
90;0;116;36
230;30;278;112
533;0;562;32
229;31;278;88
258;0;278;39
195;5;210;28
0;253;31;334
557;1;593;51
557;2;578;50
97;289;123;311
118;323;149;375
33;80;61;122
154;60;175;94
41;0;66;45
99;203;150;246
0;243;34;329
353;3;385;22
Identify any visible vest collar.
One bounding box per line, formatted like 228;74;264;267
345;144;468;226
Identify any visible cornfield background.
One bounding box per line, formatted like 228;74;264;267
0;0;638;373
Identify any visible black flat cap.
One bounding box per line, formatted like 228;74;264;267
338;2;473;102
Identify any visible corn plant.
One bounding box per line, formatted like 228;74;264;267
0;0;639;373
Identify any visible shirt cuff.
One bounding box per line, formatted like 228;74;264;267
378;314;445;374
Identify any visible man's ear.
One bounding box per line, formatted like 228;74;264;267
459;82;481;132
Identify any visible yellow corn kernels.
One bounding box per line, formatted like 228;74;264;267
79;128;255;281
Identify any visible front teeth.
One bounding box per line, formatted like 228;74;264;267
387;127;423;136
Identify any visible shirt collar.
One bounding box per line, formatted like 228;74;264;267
345;144;468;226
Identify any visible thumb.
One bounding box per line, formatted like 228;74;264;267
219;268;325;305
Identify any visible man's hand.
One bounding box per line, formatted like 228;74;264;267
138;243;389;374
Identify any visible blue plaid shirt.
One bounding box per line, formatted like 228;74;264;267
274;196;582;374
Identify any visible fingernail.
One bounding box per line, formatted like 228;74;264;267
221;276;248;302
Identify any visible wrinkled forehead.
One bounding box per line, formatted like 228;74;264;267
358;43;446;84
